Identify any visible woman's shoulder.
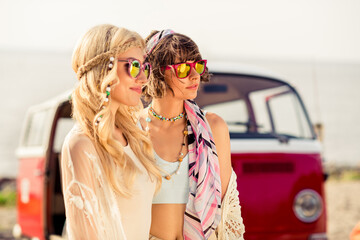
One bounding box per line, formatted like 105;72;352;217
63;125;95;152
204;111;229;134
62;125;100;172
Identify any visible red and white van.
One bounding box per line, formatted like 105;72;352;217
14;64;327;240
14;91;73;240
197;63;327;240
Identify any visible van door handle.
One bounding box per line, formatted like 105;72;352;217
34;169;50;177
34;169;44;176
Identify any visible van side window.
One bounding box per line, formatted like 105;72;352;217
268;92;312;138
53;118;75;153
197;74;314;139
23;110;50;146
250;86;287;134
250;86;313;139
203;100;249;133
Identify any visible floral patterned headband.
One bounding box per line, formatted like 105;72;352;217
146;29;175;55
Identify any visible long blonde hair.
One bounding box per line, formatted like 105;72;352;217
71;24;161;197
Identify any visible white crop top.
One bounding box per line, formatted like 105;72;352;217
137;121;189;204
152;151;189;204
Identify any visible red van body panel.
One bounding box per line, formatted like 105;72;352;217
233;151;326;239
17;156;46;240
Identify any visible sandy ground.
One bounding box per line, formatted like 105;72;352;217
0;180;359;240
326;180;360;240
0;207;16;239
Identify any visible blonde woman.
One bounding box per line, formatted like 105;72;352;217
61;24;161;240
140;30;245;240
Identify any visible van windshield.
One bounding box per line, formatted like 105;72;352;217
23;109;51;147
195;74;314;140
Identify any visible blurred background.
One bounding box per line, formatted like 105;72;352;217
0;0;359;239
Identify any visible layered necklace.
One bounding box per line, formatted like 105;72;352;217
148;105;185;122
146;104;187;180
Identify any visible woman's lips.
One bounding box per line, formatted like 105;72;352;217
186;84;199;90
130;87;142;94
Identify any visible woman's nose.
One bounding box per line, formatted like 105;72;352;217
136;70;149;84
189;67;200;80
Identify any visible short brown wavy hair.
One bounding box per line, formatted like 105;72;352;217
142;31;210;101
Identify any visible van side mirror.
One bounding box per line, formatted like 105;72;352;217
313;122;324;142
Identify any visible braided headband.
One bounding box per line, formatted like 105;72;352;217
146;29;175;55
76;40;143;80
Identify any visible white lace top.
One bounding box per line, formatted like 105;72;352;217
61;126;156;240
209;170;245;240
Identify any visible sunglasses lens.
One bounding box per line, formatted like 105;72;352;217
195;61;206;75
176;63;191;78
144;63;151;79
129;60;141;78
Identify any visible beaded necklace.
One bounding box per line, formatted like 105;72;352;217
145;106;188;180
162;125;187;180
148;105;185;122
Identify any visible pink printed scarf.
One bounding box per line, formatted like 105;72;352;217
184;100;222;239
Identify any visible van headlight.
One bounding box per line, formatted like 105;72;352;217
293;189;323;223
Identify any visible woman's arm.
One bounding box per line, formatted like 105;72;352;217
61;133;126;240
206;113;245;240
205;112;232;199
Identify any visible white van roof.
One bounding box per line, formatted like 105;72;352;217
16;89;73;157
208;62;288;82
27;89;72;113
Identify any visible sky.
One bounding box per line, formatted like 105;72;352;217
0;0;359;175
1;0;360;63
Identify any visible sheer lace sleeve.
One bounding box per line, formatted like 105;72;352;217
209;170;245;240
61;128;126;240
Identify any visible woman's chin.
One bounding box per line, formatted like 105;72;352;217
120;98;140;107
187;93;198;100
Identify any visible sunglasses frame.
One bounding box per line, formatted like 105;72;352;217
117;58;152;80
164;59;207;79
